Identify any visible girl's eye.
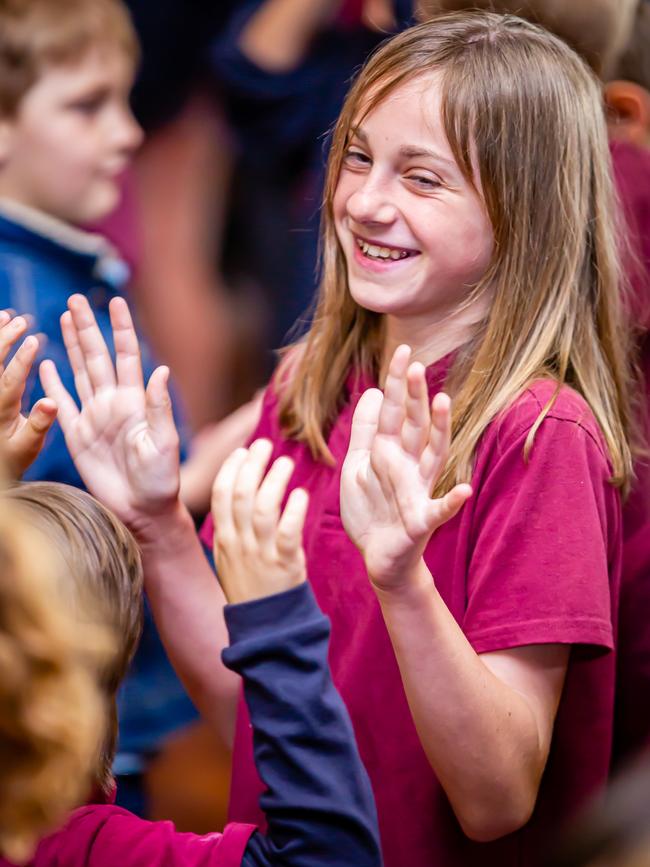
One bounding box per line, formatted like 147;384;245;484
343;149;371;166
407;174;441;190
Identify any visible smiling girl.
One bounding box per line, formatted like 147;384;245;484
42;10;634;867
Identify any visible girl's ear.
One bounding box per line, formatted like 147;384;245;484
604;80;650;148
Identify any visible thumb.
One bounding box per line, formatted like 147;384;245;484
7;399;58;476
426;483;472;533
145;366;178;448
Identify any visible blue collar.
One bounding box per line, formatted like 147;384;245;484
0;200;130;289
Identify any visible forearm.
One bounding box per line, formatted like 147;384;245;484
137;503;240;742
224;583;382;867
375;562;545;842
239;0;341;72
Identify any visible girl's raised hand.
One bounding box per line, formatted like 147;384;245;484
340;345;472;592
39;295;180;532
0;311;57;477
212;439;309;604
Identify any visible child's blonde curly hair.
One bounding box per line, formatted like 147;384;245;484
0;497;111;864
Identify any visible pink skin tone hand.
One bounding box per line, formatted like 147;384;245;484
341;343;472;591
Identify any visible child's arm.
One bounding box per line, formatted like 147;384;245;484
341;344;569;843
38;295;239;734
0;311;57;477
212;442;382;866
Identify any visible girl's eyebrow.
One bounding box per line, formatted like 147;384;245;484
351;127;456;168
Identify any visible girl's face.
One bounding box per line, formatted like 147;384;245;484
333;74;494;332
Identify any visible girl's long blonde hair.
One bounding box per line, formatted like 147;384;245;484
278;11;635;494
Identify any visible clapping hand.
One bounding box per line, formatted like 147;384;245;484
340;345;472;592
39;294;181;534
0;311;57;477
212;438;309;604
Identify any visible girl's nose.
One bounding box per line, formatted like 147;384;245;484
346;182;398;226
114;108;144;155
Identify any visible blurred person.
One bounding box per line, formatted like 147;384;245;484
549;755;650;867
0;0;197;817
213;0;414;360
0;502;108;865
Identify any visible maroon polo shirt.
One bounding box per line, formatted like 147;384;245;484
203;358;621;867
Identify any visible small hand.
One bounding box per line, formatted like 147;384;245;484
0;311;57;477
341;345;471;591
212;438;309;604
39;294;180;532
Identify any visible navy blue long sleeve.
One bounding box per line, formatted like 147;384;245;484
221;583;382;867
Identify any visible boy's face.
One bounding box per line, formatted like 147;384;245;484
0;47;142;225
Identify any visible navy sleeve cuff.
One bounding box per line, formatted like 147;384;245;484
222;582;325;652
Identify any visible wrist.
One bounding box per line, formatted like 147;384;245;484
131;499;196;551
370;559;437;609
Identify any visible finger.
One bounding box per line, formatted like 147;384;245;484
252;455;296;543
110;297;145;390
0;335;39;421
276;487;309;560
348;388;383;453
0;315;28;368
231;439;274;536
426;483;472;532
211;447;250;543
420;392;453;483
145;366;178;450
7;399;58;474
67;294;116;391
39;359;80;432
401;362;430;457
378;344;411;437
61;310;94;405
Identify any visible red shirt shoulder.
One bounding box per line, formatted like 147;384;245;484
30;806;255;867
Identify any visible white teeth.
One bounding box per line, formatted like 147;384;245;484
356;238;411;260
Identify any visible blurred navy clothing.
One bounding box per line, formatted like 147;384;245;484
0;200;196;786
212;1;414;354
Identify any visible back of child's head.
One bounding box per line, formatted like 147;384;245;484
416;0;638;77
4;482;143;799
280;10;633;495
0;0;138;117
0;492;109;863
612;1;650;91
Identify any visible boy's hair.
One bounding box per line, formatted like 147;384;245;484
0;495;109;863
613;1;650;92
278;11;634;494
0;0;139;116
4;482;143;797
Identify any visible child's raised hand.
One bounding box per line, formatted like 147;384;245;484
0;311;57;477
212;439;309;604
39;295;180;532
340;345;472;592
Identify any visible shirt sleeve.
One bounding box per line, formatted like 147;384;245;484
462;408;619;654
222;583;383;867
47;807;256;867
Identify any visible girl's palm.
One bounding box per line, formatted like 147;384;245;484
341;346;471;589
